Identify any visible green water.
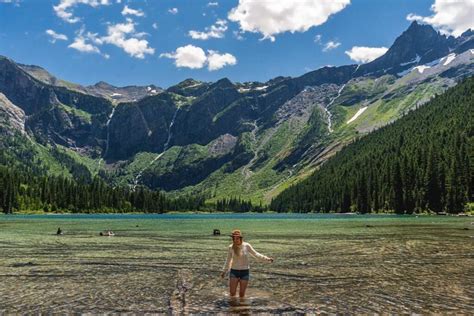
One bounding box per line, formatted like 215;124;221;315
0;214;473;313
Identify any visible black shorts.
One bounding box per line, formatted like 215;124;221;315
229;269;250;280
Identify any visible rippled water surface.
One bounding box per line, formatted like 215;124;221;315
0;213;473;314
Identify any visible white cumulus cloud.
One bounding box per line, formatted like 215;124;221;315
53;0;111;24
160;45;237;71
46;29;68;43
101;19;154;59
67;20;154;59
345;46;388;63
121;5;144;17
207;50;237;70
69;35;101;54
189;19;228;40
407;0;474;37
161;45;207;69
228;0;351;41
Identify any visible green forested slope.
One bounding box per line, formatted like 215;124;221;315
0;165;205;214
271;77;474;214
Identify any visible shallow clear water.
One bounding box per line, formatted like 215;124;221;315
0;213;473;313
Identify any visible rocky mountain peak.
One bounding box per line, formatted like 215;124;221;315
180;78;202;86
210;77;234;89
356;22;451;76
167;79;209;97
391;21;448;59
460;29;474;38
93;81;114;89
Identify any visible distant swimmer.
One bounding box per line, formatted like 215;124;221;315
221;229;273;298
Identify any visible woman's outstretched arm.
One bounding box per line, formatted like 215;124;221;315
247;243;273;262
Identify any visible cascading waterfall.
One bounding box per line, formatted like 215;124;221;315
97;106;116;170
353;64;361;74
241;120;259;180
324;83;346;133
323;64;359;133
163;107;179;150
132;107;180;189
103;107;116;158
134;104;153;136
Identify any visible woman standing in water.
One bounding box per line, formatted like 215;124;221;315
221;229;274;298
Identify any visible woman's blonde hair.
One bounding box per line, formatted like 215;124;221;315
232;237;243;256
230;229;243;256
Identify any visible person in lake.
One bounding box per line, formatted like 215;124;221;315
99;230;115;236
221;229;274;298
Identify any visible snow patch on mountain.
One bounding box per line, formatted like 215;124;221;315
347;106;368;124
238;88;251;93
414;65;430;74
442;53;456;66
185;82;203;89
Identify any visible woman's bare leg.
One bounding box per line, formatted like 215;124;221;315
229;277;239;296
239;280;248;298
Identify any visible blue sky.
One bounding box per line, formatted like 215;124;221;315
0;0;470;88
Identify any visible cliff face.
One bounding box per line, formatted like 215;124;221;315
0;92;25;135
106;93;179;159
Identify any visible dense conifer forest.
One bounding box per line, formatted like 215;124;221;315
0;167;206;214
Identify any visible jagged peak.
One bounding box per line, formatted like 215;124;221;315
0;55;21;68
0;56;46;84
354;21;451;76
406;20;422;31
460;29;474;38
93;81;115;89
404;20;444;36
211;77;234;89
396;21;442;43
177;78;202;86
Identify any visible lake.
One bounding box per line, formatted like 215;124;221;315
0;213;472;313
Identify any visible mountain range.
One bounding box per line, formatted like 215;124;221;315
0;21;473;204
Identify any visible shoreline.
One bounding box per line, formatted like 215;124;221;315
2;211;471;217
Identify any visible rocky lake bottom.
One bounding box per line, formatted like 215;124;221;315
0;213;472;314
